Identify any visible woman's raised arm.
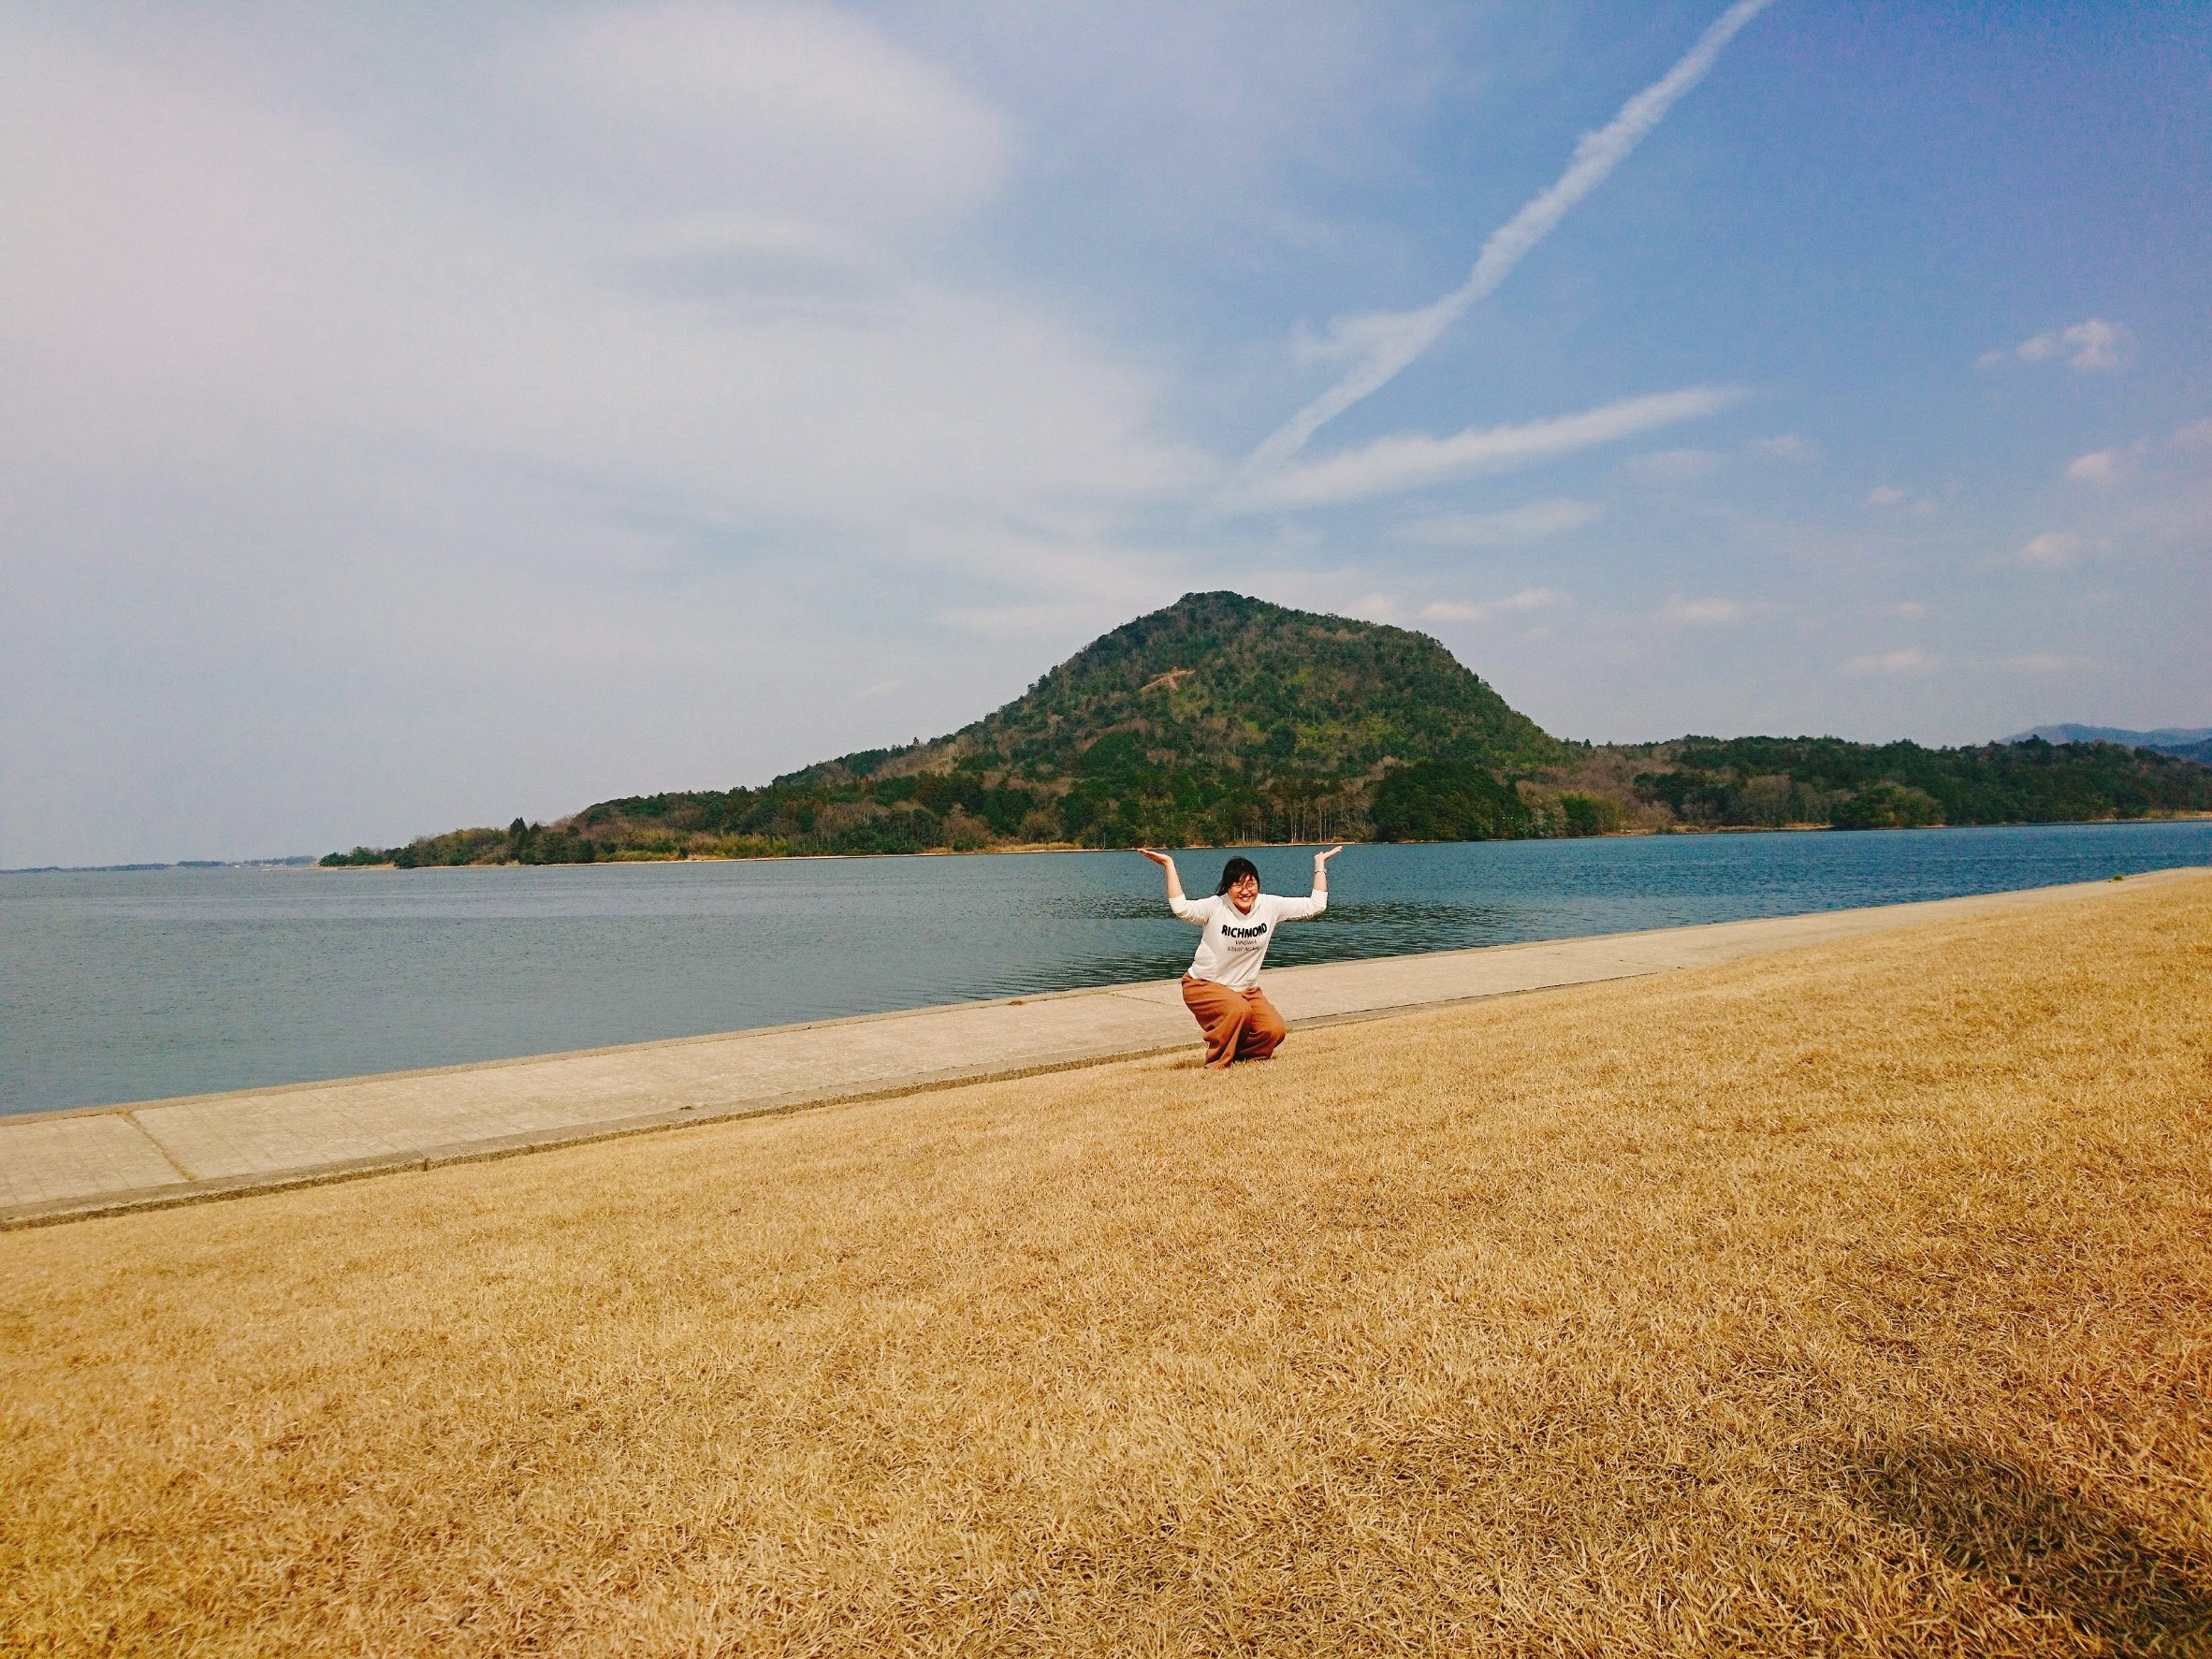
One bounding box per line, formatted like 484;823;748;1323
1312;844;1344;895
1137;847;1186;905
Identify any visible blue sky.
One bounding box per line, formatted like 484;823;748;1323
2;1;2206;864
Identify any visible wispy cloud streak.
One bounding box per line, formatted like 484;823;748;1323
1392;498;1603;546
1243;0;1777;477
1225;386;1744;511
1421;589;1564;623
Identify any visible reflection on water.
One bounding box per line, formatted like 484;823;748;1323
1289;897;1521;958
1038;889;1169;921
1041;889;1512;948
4;819;2206;1115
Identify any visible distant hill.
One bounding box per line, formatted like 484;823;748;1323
1636;735;2212;831
783;589;1561;785
330;592;1569;864
324;594;2212;866
2004;723;2212;764
759;589;1564;849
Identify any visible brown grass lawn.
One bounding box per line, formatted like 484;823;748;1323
4;877;2210;1656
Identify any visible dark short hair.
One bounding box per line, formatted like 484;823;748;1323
1216;856;1260;895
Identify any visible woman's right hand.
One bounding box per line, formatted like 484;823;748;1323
1139;847;1186;902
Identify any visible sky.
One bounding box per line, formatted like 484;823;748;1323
2;1;2207;866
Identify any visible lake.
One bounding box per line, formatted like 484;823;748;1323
4;820;2206;1117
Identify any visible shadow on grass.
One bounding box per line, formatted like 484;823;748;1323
1839;1436;2212;1654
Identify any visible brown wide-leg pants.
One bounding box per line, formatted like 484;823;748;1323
1181;975;1289;1069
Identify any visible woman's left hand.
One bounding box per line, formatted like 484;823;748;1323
1315;844;1345;865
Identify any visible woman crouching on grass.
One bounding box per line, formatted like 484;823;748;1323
1138;844;1343;1069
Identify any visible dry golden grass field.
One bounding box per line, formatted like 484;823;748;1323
4;876;2210;1657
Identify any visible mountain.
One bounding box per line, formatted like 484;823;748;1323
323;594;2212;866
764;588;1564;852
2004;723;2212;764
785;589;1561;787
369;592;1567;863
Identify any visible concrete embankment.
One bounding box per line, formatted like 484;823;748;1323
4;868;2201;1226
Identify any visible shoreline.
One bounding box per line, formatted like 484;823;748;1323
6;866;2203;1227
9;811;2210;876
238;809;2212;872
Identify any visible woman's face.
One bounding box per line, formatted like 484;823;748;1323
1227;872;1259;912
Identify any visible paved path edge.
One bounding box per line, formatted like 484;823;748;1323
7;869;2201;1229
0;975;1702;1230
0;1041;1206;1229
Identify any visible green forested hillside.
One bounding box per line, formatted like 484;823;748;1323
796;589;1560;842
330;592;1566;862
323;593;2211;866
1636;735;2212;830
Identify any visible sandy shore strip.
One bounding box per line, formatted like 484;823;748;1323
4;867;2204;1226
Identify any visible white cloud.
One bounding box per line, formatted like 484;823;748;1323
0;13;1230;864
2171;417;2212;453
1420;588;1564;624
0;20;1227;528
2016;531;2086;568
1660;594;1748;625
1863;485;1939;516
1892;601;1927;618
1345;590;1404;625
510;4;1011;229
1981;317;2134;372
1241;0;1778;473
2057;319;2131;370
1630;447;1725;481
1223;387;1742;512
1845;648;1938;677
1391;498;1603;546
1987;653;2092;674
1747;432;1815;459
2065;449;2127;486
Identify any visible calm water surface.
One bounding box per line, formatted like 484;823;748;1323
4;821;2206;1116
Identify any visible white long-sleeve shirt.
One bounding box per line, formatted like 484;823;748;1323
1170;889;1326;990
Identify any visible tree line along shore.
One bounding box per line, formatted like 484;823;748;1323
322;735;2212;867
323;592;2212;867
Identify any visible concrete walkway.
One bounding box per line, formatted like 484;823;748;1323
5;870;2200;1226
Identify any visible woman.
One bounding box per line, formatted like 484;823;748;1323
1138;844;1343;1069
